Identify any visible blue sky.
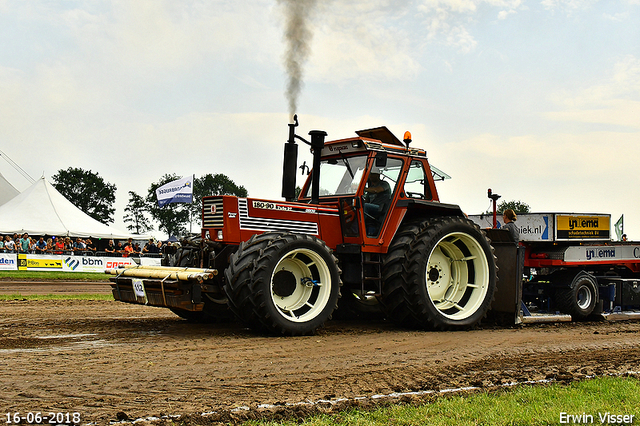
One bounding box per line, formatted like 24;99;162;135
0;0;638;238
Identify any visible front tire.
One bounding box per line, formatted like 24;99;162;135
224;232;341;335
380;217;497;330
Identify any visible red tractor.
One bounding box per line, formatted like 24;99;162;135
109;117;498;335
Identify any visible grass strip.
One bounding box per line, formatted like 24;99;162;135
247;376;640;426
0;293;113;301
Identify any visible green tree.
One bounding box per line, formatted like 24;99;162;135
146;174;191;237
123;191;154;234
498;200;531;214
51;167;116;224
189;174;248;226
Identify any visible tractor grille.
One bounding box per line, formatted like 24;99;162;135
203;197;224;228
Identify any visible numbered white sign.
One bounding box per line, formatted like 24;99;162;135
132;279;146;298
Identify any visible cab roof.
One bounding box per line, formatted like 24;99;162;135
320;126;451;181
355;126;404;146
322;126;427;158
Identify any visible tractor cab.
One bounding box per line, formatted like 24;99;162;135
294;124;439;249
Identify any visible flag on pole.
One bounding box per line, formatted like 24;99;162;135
614;215;624;241
156;175;194;207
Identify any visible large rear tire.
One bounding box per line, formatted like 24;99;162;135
380;217;497;330
224;232;341;335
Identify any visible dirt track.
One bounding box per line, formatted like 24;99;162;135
1;283;640;425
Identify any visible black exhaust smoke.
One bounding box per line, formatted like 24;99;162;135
279;0;319;202
279;0;318;117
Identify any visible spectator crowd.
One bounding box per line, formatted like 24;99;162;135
0;233;165;257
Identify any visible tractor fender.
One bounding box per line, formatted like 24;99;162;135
397;199;465;220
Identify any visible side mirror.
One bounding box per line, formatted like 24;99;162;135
375;152;387;168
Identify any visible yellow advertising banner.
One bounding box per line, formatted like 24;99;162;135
18;254;63;271
14;254;159;272
556;215;610;240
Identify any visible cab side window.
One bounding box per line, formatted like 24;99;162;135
404;161;432;200
363;158;404;237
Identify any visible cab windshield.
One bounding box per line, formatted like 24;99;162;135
304;155;368;197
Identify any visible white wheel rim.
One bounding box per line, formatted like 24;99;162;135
270;247;332;323
577;285;592;310
425;231;490;321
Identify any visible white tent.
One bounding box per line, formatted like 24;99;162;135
0;177;149;239
0;172;19;206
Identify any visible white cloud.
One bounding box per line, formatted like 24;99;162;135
540;0;599;13
545;100;640;128
0;66;26;123
308;25;420;83
497;9;513;18
432;130;639;228
420;0;479;14
11;0;281;83
546;55;640;128
444;24;478;53
419;1;479;50
285;1;421;84
415;0;523;52
290;0;527;84
0;1;286;141
426;52;640;232
603;11;630;21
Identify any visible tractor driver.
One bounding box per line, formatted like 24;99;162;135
364;170;391;229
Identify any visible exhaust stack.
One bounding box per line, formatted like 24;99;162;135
308;130;326;205
282;115;299;201
281;115;326;204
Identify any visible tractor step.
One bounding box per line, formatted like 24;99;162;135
362;252;382;296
